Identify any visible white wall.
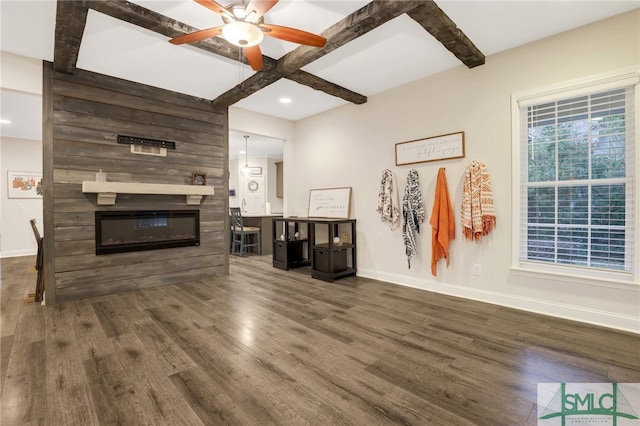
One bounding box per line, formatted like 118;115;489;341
0;51;43;258
288;10;640;332
1;138;43;257
228;156;283;214
229;107;294;215
0;51;42;93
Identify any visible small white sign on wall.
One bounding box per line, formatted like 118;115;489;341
308;187;351;218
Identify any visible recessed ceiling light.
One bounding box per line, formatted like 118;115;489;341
279;97;292;104
0;119;11;124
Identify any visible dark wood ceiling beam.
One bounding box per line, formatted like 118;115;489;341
54;0;483;110
53;1;90;74
212;0;420;108
407;1;485;68
286;71;367;105
88;0;366;105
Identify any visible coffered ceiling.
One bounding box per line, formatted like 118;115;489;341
1;0;637;140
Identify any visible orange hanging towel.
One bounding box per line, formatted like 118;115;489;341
429;167;455;276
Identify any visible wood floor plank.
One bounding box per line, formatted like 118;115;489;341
0;264;29;339
1;334;14;392
1;340;46;426
44;382;100;426
364;356;528;425
177;341;285;425
273;380;362;426
10;299;46;349
282;354;471;426
169;365;250;426
83;353;154;425
132;317;197;376
515;329;640;371
1;254;639;425
44;303;89;395
109;332;205;426
69;300;115;360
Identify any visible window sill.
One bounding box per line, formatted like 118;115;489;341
510;265;638;291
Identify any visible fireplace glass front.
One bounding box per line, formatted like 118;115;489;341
95;210;199;255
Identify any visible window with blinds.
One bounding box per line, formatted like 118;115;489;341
517;82;636;279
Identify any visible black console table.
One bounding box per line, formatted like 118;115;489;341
272;218;311;270
272;217;357;282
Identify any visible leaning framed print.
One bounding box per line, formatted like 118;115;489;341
395;131;465;166
8;171;42;198
308;187;351;218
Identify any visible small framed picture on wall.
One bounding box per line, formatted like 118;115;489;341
192;173;207;185
8;171;43;198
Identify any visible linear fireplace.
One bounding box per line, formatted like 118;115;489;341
95;210;199;255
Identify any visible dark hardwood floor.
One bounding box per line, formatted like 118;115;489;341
1;255;639;425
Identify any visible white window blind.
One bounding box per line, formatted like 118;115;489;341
519;84;635;278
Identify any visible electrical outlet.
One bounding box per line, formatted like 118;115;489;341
473;264;482;276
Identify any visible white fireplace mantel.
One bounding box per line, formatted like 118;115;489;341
82;181;214;205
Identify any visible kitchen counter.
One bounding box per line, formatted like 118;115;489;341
240;214;283;255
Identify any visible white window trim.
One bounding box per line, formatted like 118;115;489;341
510;67;640;288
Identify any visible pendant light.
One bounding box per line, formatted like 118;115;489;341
243;135;251;176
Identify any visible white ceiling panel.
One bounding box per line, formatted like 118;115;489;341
234;78;349;121
1;0;638;129
303;14;462;96
439;1;639;56
0;0;56;61
77;9;254;100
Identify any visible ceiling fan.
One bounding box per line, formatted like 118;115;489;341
169;0;327;71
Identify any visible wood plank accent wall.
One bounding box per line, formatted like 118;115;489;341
42;62;229;303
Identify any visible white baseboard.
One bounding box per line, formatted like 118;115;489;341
0;249;37;259
357;268;640;334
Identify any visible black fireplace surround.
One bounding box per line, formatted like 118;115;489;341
95;210;199;255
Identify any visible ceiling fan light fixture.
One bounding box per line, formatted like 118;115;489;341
222;21;264;47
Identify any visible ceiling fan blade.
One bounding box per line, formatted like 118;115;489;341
169;26;223;45
245;0;279;20
243;45;264;71
261;24;326;47
194;0;229;16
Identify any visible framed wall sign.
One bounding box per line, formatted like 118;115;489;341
192;173;207;185
308;187;351;218
395;131;465;166
249;167;262;176
8;171;42;198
